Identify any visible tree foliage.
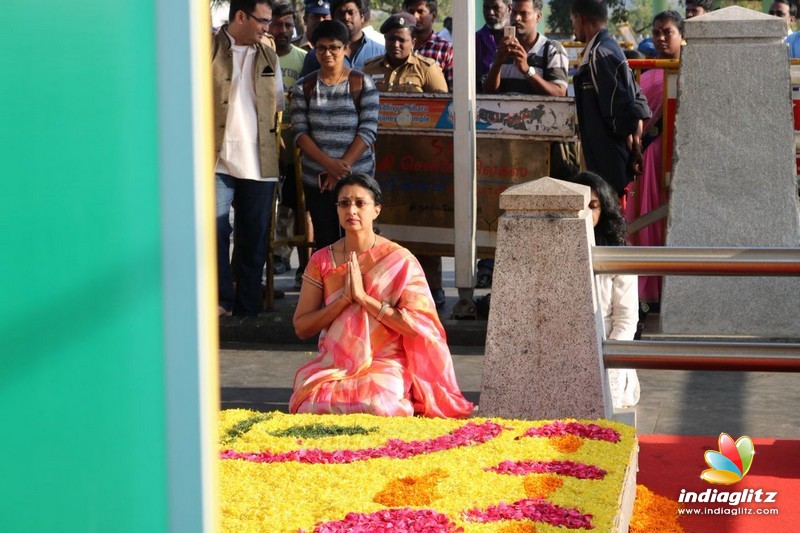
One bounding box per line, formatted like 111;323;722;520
374;0;452;16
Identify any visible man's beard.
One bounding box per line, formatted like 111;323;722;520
488;20;506;30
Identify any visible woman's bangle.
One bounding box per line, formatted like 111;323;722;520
376;301;390;322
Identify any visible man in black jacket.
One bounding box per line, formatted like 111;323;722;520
571;0;651;196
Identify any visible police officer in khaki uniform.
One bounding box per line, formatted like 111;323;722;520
363;12;448;93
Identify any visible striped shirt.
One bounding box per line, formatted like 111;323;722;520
496;33;569;94
290;73;379;186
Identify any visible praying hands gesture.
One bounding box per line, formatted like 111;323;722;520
343;251;367;305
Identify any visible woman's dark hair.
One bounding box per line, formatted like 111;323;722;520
311;19;350;45
653;10;684;35
333;173;383;205
623;49;645;60
773;0;797;17
570;0;608;23
686;0;712;11
572;172;628;246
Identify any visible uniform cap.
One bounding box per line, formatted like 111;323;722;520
380;13;417;34
305;0;331;15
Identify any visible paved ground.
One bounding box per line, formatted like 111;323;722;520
220;343;800;439
220;257;800;439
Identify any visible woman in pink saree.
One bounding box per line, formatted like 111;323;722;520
626;11;683;305
290;173;473;418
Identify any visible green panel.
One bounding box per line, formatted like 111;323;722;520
0;2;167;532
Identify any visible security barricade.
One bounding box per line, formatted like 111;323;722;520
373;93;576;259
626;58;680;235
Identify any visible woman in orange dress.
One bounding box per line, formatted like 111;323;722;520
290;173;472;418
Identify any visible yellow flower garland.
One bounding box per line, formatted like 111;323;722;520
218;410;641;532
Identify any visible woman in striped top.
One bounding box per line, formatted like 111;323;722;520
291;19;380;250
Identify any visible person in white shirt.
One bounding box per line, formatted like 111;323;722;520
437;16;453;42
575;171;641;408
212;0;284;316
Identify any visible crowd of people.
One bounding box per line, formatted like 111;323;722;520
212;0;791;417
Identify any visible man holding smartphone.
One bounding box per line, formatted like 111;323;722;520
482;0;568;96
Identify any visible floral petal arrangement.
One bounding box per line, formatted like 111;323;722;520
218;410;639;532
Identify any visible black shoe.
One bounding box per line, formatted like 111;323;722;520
273;257;290;275
476;272;492;289
432;288;446;310
475;293;491;319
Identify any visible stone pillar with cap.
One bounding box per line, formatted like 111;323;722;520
660;6;800;337
479;177;612;420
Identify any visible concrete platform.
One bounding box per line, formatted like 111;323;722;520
221;257;800;438
220;343;800;439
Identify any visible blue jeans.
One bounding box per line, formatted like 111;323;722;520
216;173;276;316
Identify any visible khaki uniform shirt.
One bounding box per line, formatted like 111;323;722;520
298;36;312;51
363;53;448;93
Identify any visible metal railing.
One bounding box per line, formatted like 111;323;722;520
593;247;800;276
604;340;800;372
593;246;800;372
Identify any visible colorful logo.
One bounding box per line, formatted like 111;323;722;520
701;433;755;485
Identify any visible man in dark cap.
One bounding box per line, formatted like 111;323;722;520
363;13;447;93
298;0;332;51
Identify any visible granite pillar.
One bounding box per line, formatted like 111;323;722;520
479;178;611;420
661;6;800;337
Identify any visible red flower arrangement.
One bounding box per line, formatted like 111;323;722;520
486;459;607;480
519;421;621;443
313;508;463;532
221;420;504;464
464;498;594;529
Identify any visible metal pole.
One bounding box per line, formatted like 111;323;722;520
592;247;800;276
453;3;477;298
604;340;800;372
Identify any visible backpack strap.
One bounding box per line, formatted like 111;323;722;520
303;71;319;106
348;70;364;115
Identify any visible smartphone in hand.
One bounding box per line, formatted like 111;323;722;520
318;172;328;191
503;25;516;39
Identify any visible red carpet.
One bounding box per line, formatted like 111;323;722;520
638;435;800;532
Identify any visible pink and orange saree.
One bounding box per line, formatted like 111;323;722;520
626;68;667;303
289;241;473;418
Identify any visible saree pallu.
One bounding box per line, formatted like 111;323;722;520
289;241;473;418
625;68;666;303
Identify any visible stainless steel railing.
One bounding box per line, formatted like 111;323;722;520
592;247;800;276
593;246;800;372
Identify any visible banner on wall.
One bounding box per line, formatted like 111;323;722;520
377;95;575;139
374;134;550;256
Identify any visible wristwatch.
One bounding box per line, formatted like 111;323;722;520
526;66;536;78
